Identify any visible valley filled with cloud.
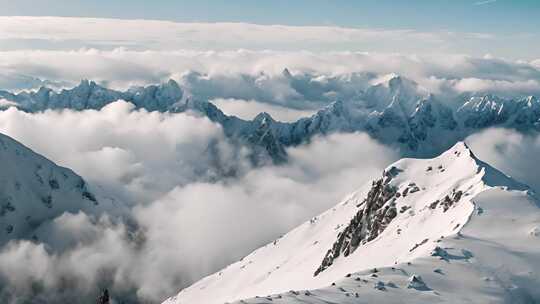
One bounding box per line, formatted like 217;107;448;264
0;15;539;304
0;102;398;302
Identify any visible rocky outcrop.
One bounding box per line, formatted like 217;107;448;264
96;289;110;304
314;169;400;276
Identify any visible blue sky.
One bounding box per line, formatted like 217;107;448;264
1;0;538;34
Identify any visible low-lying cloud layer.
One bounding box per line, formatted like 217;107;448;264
0;15;538;304
1;16;519;57
467;128;540;193
1;49;538;106
1;19;538;110
211;98;316;121
0;104;398;303
0;101;245;204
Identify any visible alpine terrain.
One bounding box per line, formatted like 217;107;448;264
164;142;540;304
1;75;539;163
0;132;110;245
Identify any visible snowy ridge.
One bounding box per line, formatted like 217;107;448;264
163;142;540;304
0;133;109;245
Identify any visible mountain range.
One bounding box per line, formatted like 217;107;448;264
164;142;540;304
0;113;538;303
1;74;539;163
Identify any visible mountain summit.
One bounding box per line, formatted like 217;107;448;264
164;142;540;304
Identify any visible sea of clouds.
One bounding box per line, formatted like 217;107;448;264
0;103;398;303
1;49;539;98
0;16;539;304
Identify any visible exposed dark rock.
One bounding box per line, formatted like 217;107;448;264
315;175;398;276
441;190;463;212
431;246;450;261
0;197;16;216
96;289;109;304
400;205;411;213
82;191;98;205
409;238;429;252
48;178;60;189
41;195;53;208
407;275;430;291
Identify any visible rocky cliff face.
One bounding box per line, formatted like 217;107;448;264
315;172;399;276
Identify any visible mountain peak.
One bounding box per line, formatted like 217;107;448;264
525;95;538;106
388;74;403;89
162;79;181;90
164;143;539;304
445;141;473;157
254;112;274;125
391;140;528;193
282;68;292;78
74;79;98;90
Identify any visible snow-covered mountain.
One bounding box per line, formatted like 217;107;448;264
164;142;540;304
1;76;539;161
0;132;106;245
0;79;184;112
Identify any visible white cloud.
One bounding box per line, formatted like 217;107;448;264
1;49;538;106
474;0;497;5
0;15;537;304
0;109;398;303
0;16;501;56
129;132;398;300
452;78;540;95
211;98;316;122
0;101;246;204
466;128;540;192
0;98;18;108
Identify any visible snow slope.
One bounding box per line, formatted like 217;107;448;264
163;142;540;304
0;132;112;245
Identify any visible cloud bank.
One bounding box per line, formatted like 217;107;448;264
0;101;246;204
211;98;316;121
1;49;538;106
0;15;538;304
466;128;540;193
0;105;398;303
0;16;507;56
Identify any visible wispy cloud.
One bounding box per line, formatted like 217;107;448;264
0;16;495;54
474;0;497;5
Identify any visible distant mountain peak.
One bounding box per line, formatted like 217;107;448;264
282;68;292;78
254;112;275;125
